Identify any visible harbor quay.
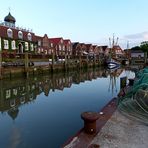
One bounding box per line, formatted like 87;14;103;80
63;67;148;148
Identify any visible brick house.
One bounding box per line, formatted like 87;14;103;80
0;12;36;55
72;42;82;56
92;45;100;55
35;34;53;55
85;44;94;55
63;39;72;56
112;45;125;58
49;37;65;57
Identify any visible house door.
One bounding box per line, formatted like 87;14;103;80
18;43;24;53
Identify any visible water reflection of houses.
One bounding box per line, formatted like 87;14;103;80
0;68;123;120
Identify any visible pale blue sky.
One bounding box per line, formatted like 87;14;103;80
1;0;148;48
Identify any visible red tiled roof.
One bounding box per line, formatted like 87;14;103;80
63;39;71;45
113;45;123;51
49;37;63;44
0;25;36;42
85;44;92;49
92;45;97;49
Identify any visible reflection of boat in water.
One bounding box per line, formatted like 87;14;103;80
107;67;123;94
107;59;120;69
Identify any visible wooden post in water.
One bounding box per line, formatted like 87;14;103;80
64;54;67;72
25;52;29;78
93;55;96;67
0;51;2;79
52;50;55;72
79;53;82;69
86;55;89;68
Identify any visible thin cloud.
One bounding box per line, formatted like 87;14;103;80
124;32;148;40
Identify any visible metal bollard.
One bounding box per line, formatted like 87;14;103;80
81;111;99;134
128;78;134;86
120;77;127;89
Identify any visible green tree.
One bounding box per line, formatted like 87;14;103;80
130;46;141;50
140;41;148;53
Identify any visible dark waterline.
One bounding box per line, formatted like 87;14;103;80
0;68;135;148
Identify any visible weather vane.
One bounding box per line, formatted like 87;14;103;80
9;7;11;13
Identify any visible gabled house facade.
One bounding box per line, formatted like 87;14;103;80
63;39;72;56
49;37;65;57
72;42;82;56
112;45;125;58
0;12;36;55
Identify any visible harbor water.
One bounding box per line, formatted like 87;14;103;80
0;68;135;148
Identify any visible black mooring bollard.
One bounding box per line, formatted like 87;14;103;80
128;78;134;86
81;111;99;134
120;76;127;89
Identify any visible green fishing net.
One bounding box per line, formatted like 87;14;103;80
118;67;148;125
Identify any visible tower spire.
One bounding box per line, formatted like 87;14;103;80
9;7;11;13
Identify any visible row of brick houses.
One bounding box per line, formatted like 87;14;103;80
0;12;125;59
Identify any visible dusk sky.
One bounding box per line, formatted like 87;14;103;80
1;0;148;48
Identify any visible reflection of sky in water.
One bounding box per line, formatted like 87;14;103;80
0;68;135;148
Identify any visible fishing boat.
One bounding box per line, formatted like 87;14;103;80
107;34;120;69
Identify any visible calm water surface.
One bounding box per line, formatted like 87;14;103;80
0;68;135;148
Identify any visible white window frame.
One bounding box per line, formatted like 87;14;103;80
38;40;41;46
30;43;34;51
4;40;9;49
25;42;29;51
13;89;18;96
18;31;23;39
11;40;16;50
7;28;13;38
6;89;11;99
27;33;32;41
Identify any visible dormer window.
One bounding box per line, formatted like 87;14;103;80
38;40;41;46
27;33;32;41
7;28;13;38
18;31;23;39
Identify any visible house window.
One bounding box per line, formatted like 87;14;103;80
13;89;18;96
4;40;9;49
38;40;41;46
6;89;11;99
30;43;34;51
10;99;15;107
25;42;29;51
27;33;32;41
7;28;13;38
51;43;53;47
18;31;23;39
11;40;16;50
59;45;62;50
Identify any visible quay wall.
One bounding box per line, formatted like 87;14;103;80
0;61;104;80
